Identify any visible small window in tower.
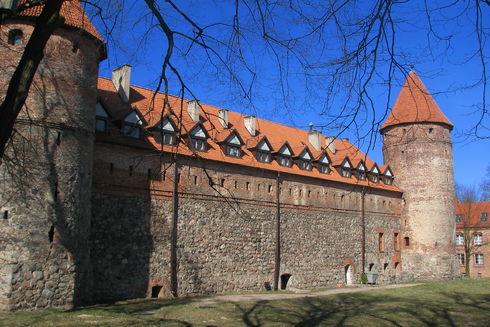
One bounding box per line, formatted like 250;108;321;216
268;185;273;193
246;182;250;190
48;225;55;243
404;236;410;247
220;178;225;187
109;163;114;173
147;168;152;180
129;165;133;176
394;233;400;251
72;43;79;53
3;210;8;220
383;263;389;271
378;233;385;252
193;176;198;185
8;29;23;46
428;128;433;133
56;132;62;145
234;180;238;189
369;263;374;271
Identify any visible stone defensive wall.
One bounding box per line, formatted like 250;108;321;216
90;140;403;303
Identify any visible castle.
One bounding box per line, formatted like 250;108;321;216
0;1;459;310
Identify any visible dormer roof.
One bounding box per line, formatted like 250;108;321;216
381;71;453;131
96;77;401;193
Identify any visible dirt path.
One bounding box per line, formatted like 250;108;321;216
195;283;421;306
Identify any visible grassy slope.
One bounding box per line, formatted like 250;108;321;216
1;279;489;326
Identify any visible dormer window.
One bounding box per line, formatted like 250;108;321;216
481;212;488;222
340;159;352;178
383;168;394;185
356;162;367;180
188;124;208;151
369;165;380;182
157;116;177;145
297;149;313;171
317;153;331;174
255;139;272;163
95;102;109;133
224;132;243;157
276;144;293;167
456;214;463;223
123;110;143;139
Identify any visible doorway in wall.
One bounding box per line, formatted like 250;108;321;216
280;274;291;290
345;265;353;285
151;285;163;298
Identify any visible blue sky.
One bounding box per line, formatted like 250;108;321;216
91;1;489;187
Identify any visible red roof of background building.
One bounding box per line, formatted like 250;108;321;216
456;202;490;228
381;72;453;131
97;77;401;193
16;0;103;42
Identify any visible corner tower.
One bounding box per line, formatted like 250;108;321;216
0;1;105;310
381;72;458;280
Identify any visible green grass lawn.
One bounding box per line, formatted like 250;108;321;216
1;279;489;326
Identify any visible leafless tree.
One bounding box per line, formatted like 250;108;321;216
2;0;490;165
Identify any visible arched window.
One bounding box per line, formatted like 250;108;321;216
8;29;23;46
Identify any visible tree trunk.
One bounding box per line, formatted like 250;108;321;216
0;0;65;161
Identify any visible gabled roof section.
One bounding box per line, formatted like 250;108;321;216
381;165;394;177
369;163;380;174
295;147;314;161
216;129;244;145
155;115;177;132
381;71;453;131
336;157;353;169
123;110;144;125
16;0;104;43
356;160;367;171
274;142;294;156
96;77;401;193
188;123;209;139
315;151;331;165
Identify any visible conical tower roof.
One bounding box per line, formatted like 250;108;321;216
16;0;103;43
381;72;453;131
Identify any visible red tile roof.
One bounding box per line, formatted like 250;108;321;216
16;0;103;42
456;202;490;228
381;72;453;131
97;77;401;193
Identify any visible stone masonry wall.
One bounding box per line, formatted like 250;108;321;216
91;141;402;301
0;23;100;310
382;123;459;280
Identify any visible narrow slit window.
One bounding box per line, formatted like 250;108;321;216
3;210;8;220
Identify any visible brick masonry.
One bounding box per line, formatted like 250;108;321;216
382;123;459;280
0;22;100;310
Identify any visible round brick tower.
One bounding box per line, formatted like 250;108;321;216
0;1;105;310
381;72;458;281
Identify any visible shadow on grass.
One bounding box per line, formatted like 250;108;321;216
230;285;490;326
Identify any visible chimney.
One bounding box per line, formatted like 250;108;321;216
218;109;229;128
111;64;131;103
187;100;200;122
325;136;336;154
244;115;256;136
308;130;321;151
